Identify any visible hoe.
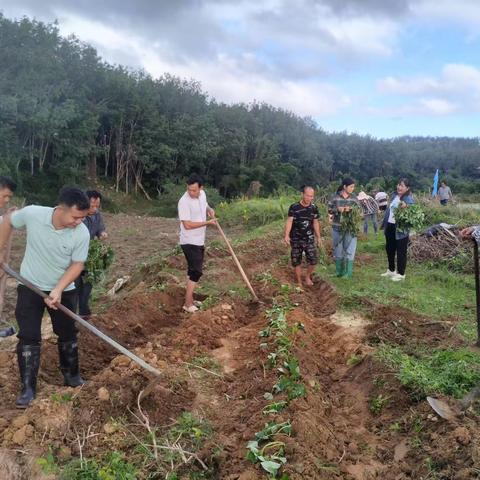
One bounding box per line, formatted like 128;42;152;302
1;263;163;398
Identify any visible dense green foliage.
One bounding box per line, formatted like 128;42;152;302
1;15;479;204
59;452;137;480
394;204;426;232
217;193;294;228
339;205;363;236
85;239;114;283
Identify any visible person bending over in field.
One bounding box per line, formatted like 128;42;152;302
0;187;90;408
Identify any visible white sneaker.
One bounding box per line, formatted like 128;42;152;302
193;300;203;307
391;273;405;281
380;270;396;277
182;305;199;313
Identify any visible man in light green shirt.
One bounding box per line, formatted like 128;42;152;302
0;187;90;408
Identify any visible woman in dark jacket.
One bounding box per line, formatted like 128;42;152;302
380;178;414;281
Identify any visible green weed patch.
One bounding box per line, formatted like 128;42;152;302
377;345;480;399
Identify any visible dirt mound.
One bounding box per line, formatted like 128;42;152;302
364;303;462;350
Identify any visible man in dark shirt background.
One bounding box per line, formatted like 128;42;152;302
284;186;322;288
75;190;108;317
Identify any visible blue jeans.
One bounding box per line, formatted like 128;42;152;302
332;229;357;261
363;213;378;234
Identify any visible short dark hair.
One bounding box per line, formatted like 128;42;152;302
301;185;314;193
85;189;103;200
0;176;16;192
187;173;203;187
58;187;89;210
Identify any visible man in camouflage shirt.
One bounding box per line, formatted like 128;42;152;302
284;186;322;288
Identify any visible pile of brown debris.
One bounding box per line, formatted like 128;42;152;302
408;224;474;272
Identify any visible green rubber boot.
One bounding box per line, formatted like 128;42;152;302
335;259;344;277
344;260;354;278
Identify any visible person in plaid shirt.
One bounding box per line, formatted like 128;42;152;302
327;178;360;278
358;191;379;235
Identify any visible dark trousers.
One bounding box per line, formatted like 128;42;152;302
181;244;205;282
15;285;78;346
75;273;93;316
385;223;409;275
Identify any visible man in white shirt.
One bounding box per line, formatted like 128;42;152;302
178;174;216;313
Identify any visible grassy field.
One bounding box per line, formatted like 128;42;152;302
324;232;476;325
318;227;480;399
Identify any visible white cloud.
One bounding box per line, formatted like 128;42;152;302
412;0;480;27
56;12;141;52
317;15;398;57
378;76;440;95
376;63;480;116
418;98;458;115
146;47;352;117
207;1;400;59
378;63;480;96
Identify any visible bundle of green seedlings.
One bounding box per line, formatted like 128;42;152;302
85;239;115;283
245;300;306;479
339;204;362;236
394;203;426;233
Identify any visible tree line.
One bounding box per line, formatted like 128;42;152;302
1;15;479;203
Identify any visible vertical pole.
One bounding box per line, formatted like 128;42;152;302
474;241;480;347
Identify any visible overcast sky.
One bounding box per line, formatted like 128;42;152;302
1;0;479;138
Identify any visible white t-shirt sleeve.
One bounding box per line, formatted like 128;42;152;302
178;197;191;222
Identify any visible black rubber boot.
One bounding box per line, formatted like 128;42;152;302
16;344;41;409
58;340;85;387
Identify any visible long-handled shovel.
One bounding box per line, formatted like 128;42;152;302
1;263;162;379
215;221;259;302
